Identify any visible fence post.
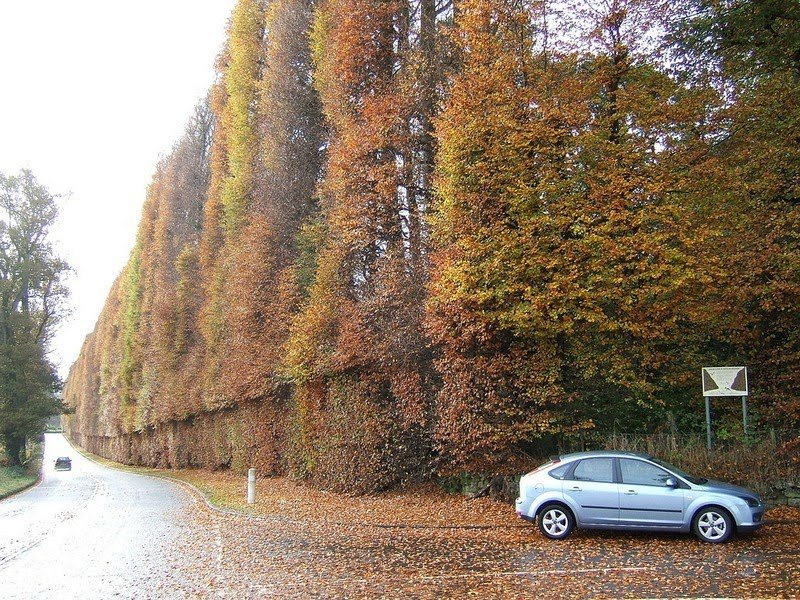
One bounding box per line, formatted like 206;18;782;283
247;468;256;504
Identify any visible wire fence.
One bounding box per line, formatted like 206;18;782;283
548;429;800;499
557;429;798;454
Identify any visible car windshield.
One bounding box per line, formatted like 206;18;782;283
651;458;707;485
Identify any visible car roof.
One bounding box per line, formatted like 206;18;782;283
56;456;71;460
558;450;653;461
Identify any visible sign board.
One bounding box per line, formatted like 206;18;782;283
702;366;748;397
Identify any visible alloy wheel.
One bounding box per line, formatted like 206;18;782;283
697;510;729;541
541;508;569;537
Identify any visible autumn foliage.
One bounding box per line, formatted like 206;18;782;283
64;0;799;490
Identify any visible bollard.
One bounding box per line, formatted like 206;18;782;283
247;468;256;504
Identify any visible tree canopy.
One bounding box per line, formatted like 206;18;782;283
0;170;69;464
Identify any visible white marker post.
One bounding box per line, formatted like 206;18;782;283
247;468;256;504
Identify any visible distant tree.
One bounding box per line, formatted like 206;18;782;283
0;170;69;465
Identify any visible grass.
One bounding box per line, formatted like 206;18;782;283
0;441;44;500
0;465;39;500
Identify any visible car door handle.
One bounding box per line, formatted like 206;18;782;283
569;486;582;492
624;490;638;495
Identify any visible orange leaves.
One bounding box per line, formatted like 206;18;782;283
65;0;799;498
282;0;442;491
428;0;730;470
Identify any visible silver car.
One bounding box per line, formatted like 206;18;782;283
516;450;764;543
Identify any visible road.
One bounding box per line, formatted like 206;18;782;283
0;433;200;599
1;433;798;598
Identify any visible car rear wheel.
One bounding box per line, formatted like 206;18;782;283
538;504;574;540
693;507;733;543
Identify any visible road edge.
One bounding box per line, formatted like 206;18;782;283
58;434;530;530
0;469;43;502
59;432;250;519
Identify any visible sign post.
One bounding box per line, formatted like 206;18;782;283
701;366;748;450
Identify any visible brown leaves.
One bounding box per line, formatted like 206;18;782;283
157;467;800;598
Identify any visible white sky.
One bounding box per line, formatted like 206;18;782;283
0;0;236;378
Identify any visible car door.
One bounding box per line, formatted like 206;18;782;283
618;458;684;528
563;457;619;526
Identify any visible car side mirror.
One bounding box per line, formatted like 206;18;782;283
665;477;678;488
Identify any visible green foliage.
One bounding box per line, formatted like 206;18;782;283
119;243;143;405
0;463;39;500
669;0;800;80
294;216;326;299
0;170;68;465
219;0;265;236
0;341;61;463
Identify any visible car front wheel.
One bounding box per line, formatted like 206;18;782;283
693;507;733;543
538;504;575;540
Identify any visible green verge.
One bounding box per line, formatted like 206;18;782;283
0;466;39;500
0;442;43;501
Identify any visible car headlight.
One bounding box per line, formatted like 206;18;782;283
738;495;761;508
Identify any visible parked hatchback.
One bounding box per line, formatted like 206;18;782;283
516;450;764;543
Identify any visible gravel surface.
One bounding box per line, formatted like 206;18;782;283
1;433;798;598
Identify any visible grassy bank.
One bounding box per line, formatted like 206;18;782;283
0;441;43;500
0;465;39;500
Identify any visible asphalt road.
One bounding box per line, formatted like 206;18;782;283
0;433;196;599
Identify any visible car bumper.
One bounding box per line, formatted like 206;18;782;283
516;511;535;523
516;496;535;520
737;506;765;532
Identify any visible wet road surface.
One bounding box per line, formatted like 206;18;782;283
0;433;199;599
2;434;798;598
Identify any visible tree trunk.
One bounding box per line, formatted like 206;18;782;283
3;433;25;466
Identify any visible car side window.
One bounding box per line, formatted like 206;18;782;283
548;463;571;480
572;458;614;483
620;458;673;487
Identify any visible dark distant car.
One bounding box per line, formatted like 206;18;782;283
54;456;72;471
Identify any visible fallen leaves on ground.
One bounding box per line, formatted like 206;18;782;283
136;467;800;598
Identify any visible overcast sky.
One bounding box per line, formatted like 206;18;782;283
0;1;236;378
